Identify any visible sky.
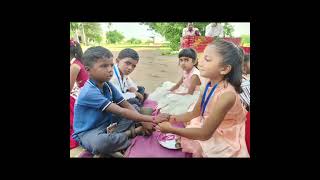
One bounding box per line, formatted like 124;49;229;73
101;22;250;42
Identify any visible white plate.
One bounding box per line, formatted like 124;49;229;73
157;133;181;150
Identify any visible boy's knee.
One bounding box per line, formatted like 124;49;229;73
137;86;145;94
127;98;141;107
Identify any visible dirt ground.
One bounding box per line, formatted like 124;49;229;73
112;49;183;93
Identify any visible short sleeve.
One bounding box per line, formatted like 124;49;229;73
77;87;111;111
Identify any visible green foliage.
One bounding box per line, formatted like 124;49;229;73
126;38;142;44
106;30;125;44
223;23;234;37
145;22;235;50
240;34;250;45
70;22;103;44
83;23;103;44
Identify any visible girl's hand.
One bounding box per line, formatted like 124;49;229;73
169;115;178;124
157;113;170;122
154;115;169;124
156;122;173;134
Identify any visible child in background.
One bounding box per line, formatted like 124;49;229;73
110;48;148;109
169;48;203;95
70;40;89;94
156;40;249;157
70;39;88;149
148;48;205;115
240;54;250;111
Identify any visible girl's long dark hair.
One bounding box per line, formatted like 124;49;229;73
210;40;244;93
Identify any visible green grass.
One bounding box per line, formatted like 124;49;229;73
160;49;179;56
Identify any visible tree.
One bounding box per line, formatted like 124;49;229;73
127;38;142;44
223;23;235;37
240;34;250;46
70;22;103;45
145;22;235;50
106;30;125;44
83;23;103;44
70;22;82;42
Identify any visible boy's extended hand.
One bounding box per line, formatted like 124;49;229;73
154;113;170;123
141;122;154;135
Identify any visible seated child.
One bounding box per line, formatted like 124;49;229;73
156;40;249;157
72;46;167;157
240;54;250;111
110;48;147;109
70;39;89;149
148;48;205;115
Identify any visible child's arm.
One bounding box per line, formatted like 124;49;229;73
127;87;144;102
119;100;154;132
169;77;183;92
70;64;80;92
126;77;145;101
174;74;201;95
104;101;167;123
158;92;236;141
118;100;137;112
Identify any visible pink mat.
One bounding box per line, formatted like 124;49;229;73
125;109;192;158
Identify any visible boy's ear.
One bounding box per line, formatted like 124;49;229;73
116;58;120;63
85;66;90;72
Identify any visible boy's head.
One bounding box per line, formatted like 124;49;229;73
178;48;198;71
116;48;139;76
82;46;114;82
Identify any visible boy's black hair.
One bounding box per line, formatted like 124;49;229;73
209;40;244;93
117;48;139;61
82;46;113;68
178;48;198;67
70;41;83;62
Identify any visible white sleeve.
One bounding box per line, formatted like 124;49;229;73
109;76;125;95
122;92;137;100
127;76;138;90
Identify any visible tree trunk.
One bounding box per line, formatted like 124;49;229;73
81;23;87;45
